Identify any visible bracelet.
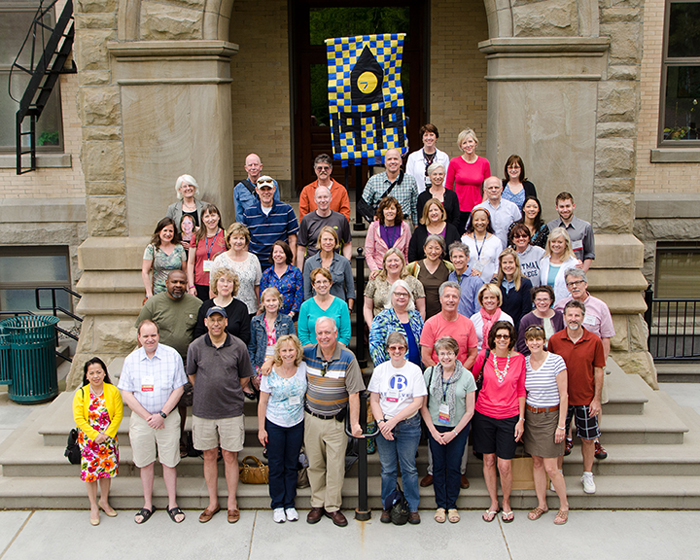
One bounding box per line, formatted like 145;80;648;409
378;419;385;424
556;425;566;430
518;417;525;422
452;428;459;435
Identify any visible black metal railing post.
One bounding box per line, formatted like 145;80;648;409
345;390;377;521
644;283;653;349
355;247;367;368
353;164;366;231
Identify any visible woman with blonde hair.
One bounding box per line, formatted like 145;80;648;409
258;334;307;523
445;129;491;234
213;223;262;315
470;283;514;351
194;265;250;343
302;226;355;309
539;227;580;304
492;248;533;331
364;248;426;325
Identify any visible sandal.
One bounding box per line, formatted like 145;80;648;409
447;509;460;523
501;510;515;523
134;506;156;524
528;507;548;521
434;508;446;523
554;509;569;525
482;508;500;522
167;506;186;523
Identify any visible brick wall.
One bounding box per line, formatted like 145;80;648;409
0;73;85;199
636;0;700;194
229;0;292;185
429;0;490;161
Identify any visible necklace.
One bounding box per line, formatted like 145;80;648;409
493;352;511;383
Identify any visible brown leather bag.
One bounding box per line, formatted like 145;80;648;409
238;455;269;484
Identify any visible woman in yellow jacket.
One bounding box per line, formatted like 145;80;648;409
72;357;123;526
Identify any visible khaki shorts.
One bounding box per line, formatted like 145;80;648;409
192;415;245;453
129;410;181;469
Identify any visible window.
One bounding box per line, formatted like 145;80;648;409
660;1;700;145
0;1;64;152
655;242;700;298
0;246;72;314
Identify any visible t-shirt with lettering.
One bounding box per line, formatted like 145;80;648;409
368;360;427;419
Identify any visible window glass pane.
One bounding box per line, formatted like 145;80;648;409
0;288;70;314
0;255;68;284
663;66;700;140
0;11;38;66
656;248;700;298
309;7;410;46
668;2;700;58
310;64;329;127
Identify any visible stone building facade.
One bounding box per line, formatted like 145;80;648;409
3;0;694;389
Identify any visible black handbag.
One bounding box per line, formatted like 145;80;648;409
65;428;81;465
384;483;410;525
475;349;490;391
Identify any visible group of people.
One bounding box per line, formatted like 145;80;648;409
74;127;612;527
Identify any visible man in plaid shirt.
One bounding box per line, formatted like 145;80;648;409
362;148;418;226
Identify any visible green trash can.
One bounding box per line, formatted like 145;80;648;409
0;315;61;403
0;333;10;386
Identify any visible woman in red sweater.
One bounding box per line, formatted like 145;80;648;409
445;128;491;234
472;320;526;524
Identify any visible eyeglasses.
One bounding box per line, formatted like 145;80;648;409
394;292;409;299
566;280;585;287
494;334;510;340
437;351;455;357
507;165;521;170
388;345;406;352
513;233;530;239
316;166;331;171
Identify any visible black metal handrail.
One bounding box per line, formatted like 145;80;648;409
35;286;82;348
645;285;700;361
354;247;368;368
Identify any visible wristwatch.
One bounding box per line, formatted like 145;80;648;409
159;410;167;419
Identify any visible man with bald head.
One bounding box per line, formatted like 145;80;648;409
233;153;280;220
296;185;352;270
303;316;364;527
362;148;418;225
472;176;521;247
299;154;351;220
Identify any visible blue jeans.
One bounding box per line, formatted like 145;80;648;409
376;414;421;512
429;424;470;509
266;418;304;509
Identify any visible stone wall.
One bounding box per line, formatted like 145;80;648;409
429;0;489;161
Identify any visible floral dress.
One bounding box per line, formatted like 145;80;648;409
143;243;187;294
78;392;119;482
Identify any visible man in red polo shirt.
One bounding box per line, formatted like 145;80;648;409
548;300;605;494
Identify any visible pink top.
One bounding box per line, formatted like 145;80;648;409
364;220;411;271
554;294;615;339
193;229;227;286
474;350;526;419
419;312;478;366
445;156;491;212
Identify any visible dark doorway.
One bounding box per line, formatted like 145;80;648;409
290;0;427;195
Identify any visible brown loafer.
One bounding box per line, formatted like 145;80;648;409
324;509;348;527
306;507;324;524
408;511;421;525
419;474;433;487
460;475;470;489
380;509;391;524
199;505;221;523
227;508;240;523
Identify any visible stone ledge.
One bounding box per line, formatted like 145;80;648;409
0;153;72;169
595;292;647;315
587;269;648;292
591;234;644;268
636;193;700;219
77;236;149;270
478;37;611;54
650;148;700;163
0;198;86;223
76;270;144;292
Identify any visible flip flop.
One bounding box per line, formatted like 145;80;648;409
134;506;156;524
483;508;500;522
528;507;548;521
554;509;569;525
502;511;515;523
168;506;186;523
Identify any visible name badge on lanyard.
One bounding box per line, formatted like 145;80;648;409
438;402;450;424
203;260;214;272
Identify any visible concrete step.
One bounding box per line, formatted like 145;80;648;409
655;362;700;383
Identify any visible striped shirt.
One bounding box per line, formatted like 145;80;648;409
525;352;566;408
303;343;365;417
118;343;188;414
239;201;299;269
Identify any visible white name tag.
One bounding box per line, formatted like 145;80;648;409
583;314;597;326
473;261;485;274
438;403;450;424
289;396;301;406
572;240;583;251
203;260;214;272
141;375;154;393
386;389;399;403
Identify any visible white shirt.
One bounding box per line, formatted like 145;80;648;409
473;199;522;247
461;233;503;282
118;343;187;414
405;148;450;194
368;360;427;419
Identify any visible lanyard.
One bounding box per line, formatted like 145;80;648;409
474;235;486;260
205;228;220;260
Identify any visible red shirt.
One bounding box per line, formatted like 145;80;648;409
473;350;526;419
193;229;226;286
547;327;605;406
420;312;478;367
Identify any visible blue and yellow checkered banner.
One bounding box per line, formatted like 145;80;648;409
325;33;408;167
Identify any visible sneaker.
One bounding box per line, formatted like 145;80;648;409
273;508;286;523
595;441;608;460
549;470;562;492
564;438;573;456
581;472;596;494
285;508;299;522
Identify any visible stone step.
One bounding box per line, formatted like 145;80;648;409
655;362;700;383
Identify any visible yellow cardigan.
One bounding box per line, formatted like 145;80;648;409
72;383;124;440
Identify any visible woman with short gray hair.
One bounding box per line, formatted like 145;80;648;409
407;234;455;319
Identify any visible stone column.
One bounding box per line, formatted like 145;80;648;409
67;39;238;388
